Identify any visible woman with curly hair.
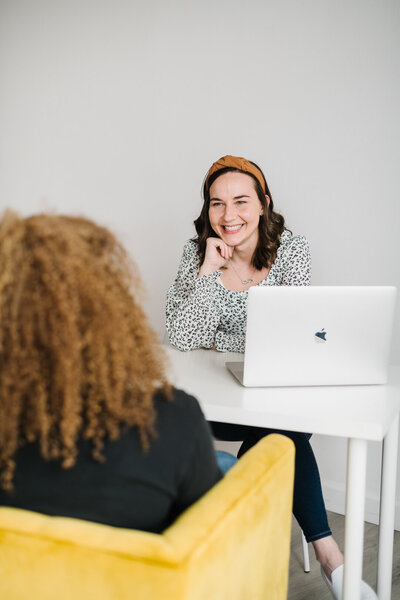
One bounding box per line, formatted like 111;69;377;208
166;155;377;599
0;211;221;532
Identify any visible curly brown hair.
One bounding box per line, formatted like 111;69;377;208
0;211;171;491
194;161;289;269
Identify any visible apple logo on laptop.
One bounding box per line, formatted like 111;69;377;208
315;328;327;342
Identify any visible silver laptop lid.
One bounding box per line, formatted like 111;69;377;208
240;286;397;387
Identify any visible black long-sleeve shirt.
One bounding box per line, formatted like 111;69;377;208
0;389;222;532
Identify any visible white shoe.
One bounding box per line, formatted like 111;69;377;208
320;564;378;599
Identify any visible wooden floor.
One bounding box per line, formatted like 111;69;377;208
288;511;400;599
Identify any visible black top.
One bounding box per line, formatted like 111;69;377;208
0;388;222;532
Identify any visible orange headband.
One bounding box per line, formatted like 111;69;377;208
205;155;266;193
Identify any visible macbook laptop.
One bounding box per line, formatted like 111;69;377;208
226;286;397;387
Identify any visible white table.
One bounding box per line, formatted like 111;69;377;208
166;346;400;600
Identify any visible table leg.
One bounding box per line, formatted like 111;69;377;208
343;438;367;599
378;415;399;600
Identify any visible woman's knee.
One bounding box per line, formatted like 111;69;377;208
216;450;238;474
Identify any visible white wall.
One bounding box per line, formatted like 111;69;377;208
1;0;399;527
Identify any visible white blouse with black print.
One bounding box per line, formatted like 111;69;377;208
166;230;311;353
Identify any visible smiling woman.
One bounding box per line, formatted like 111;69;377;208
166;155;310;352
164;154;378;600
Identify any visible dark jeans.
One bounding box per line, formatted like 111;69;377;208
210;422;332;543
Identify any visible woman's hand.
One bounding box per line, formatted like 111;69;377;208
197;237;233;277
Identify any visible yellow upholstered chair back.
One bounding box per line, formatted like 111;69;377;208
0;433;294;600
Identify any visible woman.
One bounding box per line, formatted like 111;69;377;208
166;155;376;600
0;211;221;533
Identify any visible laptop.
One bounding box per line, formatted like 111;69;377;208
226;286;397;387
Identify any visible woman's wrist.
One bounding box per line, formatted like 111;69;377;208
197;263;221;278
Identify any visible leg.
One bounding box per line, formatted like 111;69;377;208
285;430;343;578
282;431;332;544
299;435;376;600
211;422;376;599
378;415;399;599
210;422;332;542
215;450;238;474
313;536;343;576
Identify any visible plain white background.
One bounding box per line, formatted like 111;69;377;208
1;0;399;527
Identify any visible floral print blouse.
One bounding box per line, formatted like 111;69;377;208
166;230;311;353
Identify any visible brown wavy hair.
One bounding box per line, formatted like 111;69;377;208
193;161;289;269
0;211;171;491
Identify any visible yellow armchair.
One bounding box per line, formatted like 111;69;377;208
0;433;294;600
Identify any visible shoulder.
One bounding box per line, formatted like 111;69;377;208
278;230;310;259
183;239;199;257
170;387;204;415
153;388;206;428
181;239;200;266
183;239;198;253
152;388;214;465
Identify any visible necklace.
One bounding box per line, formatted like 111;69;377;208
229;261;255;285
